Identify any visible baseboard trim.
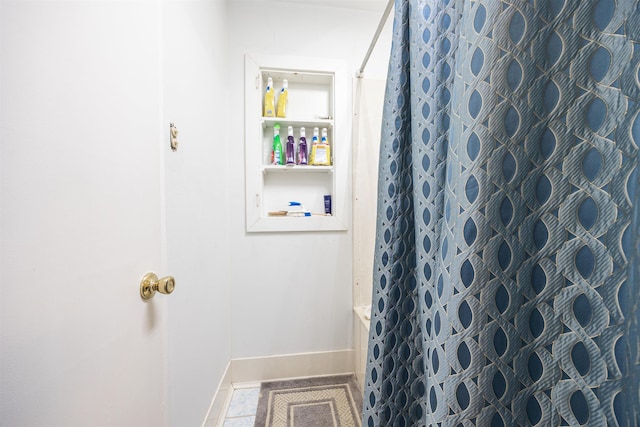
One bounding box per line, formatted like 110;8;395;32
231;349;355;383
201;361;232;427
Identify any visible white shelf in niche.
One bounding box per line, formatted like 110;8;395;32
245;53;349;233
247;215;345;233
261;165;333;174
261;117;334;129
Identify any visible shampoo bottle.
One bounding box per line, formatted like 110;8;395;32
308;127;319;165
264;77;275;117
298;127;308;165
276;79;289;118
285;126;296;165
272;124;283;165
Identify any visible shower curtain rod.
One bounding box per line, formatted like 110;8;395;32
356;0;395;78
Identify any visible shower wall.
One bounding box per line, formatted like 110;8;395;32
353;78;387;309
352;77;387;390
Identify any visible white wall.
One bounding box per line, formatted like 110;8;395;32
162;1;231;426
226;0;392;358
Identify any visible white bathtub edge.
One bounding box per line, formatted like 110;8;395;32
353;305;371;331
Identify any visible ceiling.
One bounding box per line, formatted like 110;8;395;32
228;0;390;13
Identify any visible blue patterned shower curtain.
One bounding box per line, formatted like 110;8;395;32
363;0;640;426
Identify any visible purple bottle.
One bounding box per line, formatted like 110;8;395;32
297;127;308;165
286;126;296;165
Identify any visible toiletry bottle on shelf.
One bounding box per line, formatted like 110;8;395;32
308;127;319;165
264;77;275;117
310;127;331;166
276;79;288;118
298;127;308;165
285;126;296;165
321;128;331;165
272;124;283;165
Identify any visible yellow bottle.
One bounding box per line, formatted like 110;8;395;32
263;77;275;117
310;127;331;166
276;79;288;118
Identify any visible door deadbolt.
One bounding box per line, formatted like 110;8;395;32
140;272;175;300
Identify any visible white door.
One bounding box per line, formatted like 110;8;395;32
1;3;168;426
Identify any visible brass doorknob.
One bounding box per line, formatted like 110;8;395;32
140;272;175;300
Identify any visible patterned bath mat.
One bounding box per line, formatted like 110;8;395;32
254;374;363;427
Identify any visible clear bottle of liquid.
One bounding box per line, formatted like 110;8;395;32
285;125;296;165
272;124;283;165
308;127;319;165
298;127;308;165
263;77;275;117
276;79;289;118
